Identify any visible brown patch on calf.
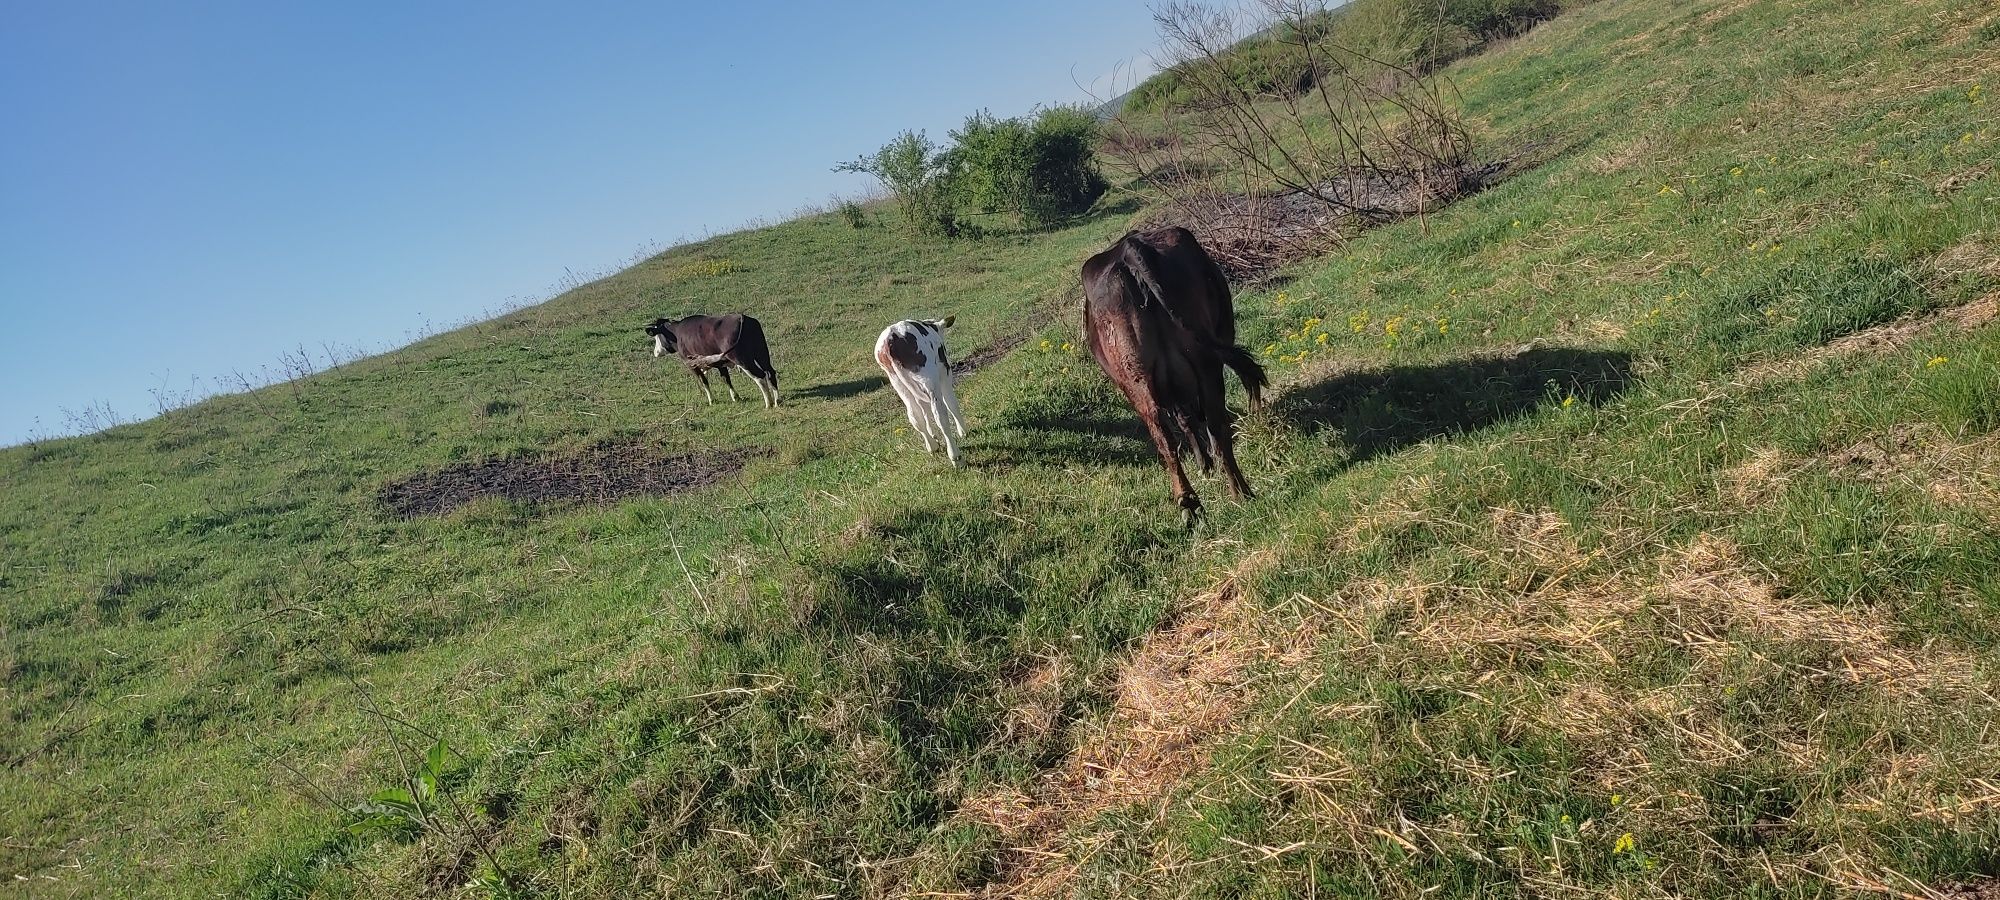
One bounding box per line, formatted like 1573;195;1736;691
883;330;927;371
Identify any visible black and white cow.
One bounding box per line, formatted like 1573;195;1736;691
643;313;780;408
874;317;967;466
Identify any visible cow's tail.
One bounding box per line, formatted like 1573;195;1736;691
1215;342;1268;408
1116;233;1267;407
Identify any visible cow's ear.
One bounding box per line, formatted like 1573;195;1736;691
940;315;955;329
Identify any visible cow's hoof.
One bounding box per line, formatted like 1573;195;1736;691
1179;499;1206;531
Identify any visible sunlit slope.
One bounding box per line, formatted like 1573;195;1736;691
4;0;1998;896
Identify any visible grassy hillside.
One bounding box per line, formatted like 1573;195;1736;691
5;0;1999;896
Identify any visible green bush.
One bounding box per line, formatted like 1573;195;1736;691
842;106;1107;236
1334;0;1566;68
835;131;962;238
946;106;1108;228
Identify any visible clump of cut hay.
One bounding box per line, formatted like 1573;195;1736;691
1719;446;1798;506
1824;423;2000;521
961;550;1309;898
1655;534;1976;695
1742;296;1998;384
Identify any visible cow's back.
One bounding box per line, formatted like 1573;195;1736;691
1135;228;1234;342
674;313;746;355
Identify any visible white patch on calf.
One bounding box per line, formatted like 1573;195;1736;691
874;318;968;466
652;334;667;358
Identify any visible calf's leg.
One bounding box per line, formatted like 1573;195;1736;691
886;370;936;452
938;373;967;438
691;368;715;404
923;385;960;466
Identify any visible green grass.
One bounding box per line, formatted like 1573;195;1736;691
5;0;1999;896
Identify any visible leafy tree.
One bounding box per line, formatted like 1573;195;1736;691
835;130;961;238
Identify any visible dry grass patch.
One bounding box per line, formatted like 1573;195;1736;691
1657;534;1978;695
1825;423;2000;522
958;550;1318;898
1718;446;1798;506
1740;295;1998;384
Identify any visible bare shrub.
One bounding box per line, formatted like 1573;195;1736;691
1108;0;1490;280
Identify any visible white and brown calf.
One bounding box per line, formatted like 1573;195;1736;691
874;316;968;466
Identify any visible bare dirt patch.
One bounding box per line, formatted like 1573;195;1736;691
379;442;761;518
1136;159;1512;282
952;299;1066;377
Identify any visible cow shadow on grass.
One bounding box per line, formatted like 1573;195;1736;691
1272;346;1637;463
974;400;1161;470
792;375;887;401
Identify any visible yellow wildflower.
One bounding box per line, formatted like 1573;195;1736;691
1039;340;1051;351
1610;794;1623;806
1061;342;1073;352
1562;395;1577;408
1658;184;1679;196
1512;219;1522;228
1754;186;1768;194
1613;833;1636;854
1317;333;1329;345
1929;356;1949;368
1263;343;1277;355
1730;166;1743;177
1970;84;1983;102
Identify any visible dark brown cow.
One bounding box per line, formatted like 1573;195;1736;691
643;313;781;408
1080;228;1266;523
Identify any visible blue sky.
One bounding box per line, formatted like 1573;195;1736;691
0;1;1164;444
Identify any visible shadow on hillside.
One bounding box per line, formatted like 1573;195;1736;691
1084;195;1146;221
974;407;1160;470
1273;346;1636;463
792;375;886;401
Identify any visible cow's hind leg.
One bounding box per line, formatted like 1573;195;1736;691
730;354;777;408
714;366;741;402
1199;374;1253;500
1133;397;1201;524
759;366;780;407
1180;410;1216;474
